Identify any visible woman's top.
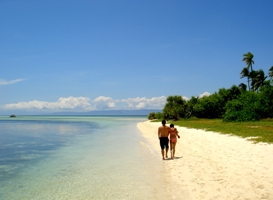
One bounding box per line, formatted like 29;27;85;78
169;128;178;143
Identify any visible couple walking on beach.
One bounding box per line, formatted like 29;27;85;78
158;120;180;160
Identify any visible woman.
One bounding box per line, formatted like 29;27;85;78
169;124;180;159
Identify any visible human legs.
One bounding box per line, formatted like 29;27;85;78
161;149;165;160
161;147;169;160
160;138;165;159
172;142;177;158
170;142;174;158
159;137;169;160
169;141;177;158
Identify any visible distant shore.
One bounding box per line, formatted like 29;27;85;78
137;120;273;200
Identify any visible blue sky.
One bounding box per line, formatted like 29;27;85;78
1;0;273;114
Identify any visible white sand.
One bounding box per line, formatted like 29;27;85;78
137;120;273;200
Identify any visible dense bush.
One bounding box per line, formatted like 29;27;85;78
147;112;164;120
223;92;261;121
163;96;186;120
194;94;221;118
194;85;242;119
155;112;163;119
148;84;273;121
184;96;199;118
148;112;156;120
258;84;273;118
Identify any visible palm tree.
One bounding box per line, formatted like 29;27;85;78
242;52;254;72
250;70;267;91
242;52;254;90
240;67;250;90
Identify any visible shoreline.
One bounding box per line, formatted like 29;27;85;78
137;120;273;200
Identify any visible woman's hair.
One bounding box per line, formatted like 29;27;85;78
170;124;174;128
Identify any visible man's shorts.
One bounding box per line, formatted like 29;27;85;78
159;137;169;150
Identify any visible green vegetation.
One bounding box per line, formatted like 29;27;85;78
148;52;273;122
152;118;273;144
148;52;273;143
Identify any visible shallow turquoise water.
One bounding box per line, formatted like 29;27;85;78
0;116;170;200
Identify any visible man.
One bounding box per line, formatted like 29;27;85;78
158;120;170;160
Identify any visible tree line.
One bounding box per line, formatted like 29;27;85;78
148;52;273;121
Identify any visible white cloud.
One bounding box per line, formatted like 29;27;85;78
93;96;116;109
2;94;217;112
2;96;92;111
182;96;189;101
121;96;166;109
0;78;25;86
198;92;211;98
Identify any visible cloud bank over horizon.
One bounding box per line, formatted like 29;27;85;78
0;92;210;113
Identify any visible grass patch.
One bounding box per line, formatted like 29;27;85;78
152;118;273;144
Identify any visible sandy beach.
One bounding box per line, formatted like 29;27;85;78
137;120;273;200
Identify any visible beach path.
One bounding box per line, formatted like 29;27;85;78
137;120;273;200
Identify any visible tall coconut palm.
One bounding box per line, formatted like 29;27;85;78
240;67;250;90
242;52;254;72
242;52;255;90
250;70;267;91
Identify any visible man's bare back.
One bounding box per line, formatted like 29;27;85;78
158;124;170;138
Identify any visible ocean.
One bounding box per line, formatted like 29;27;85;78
0;116;170;200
